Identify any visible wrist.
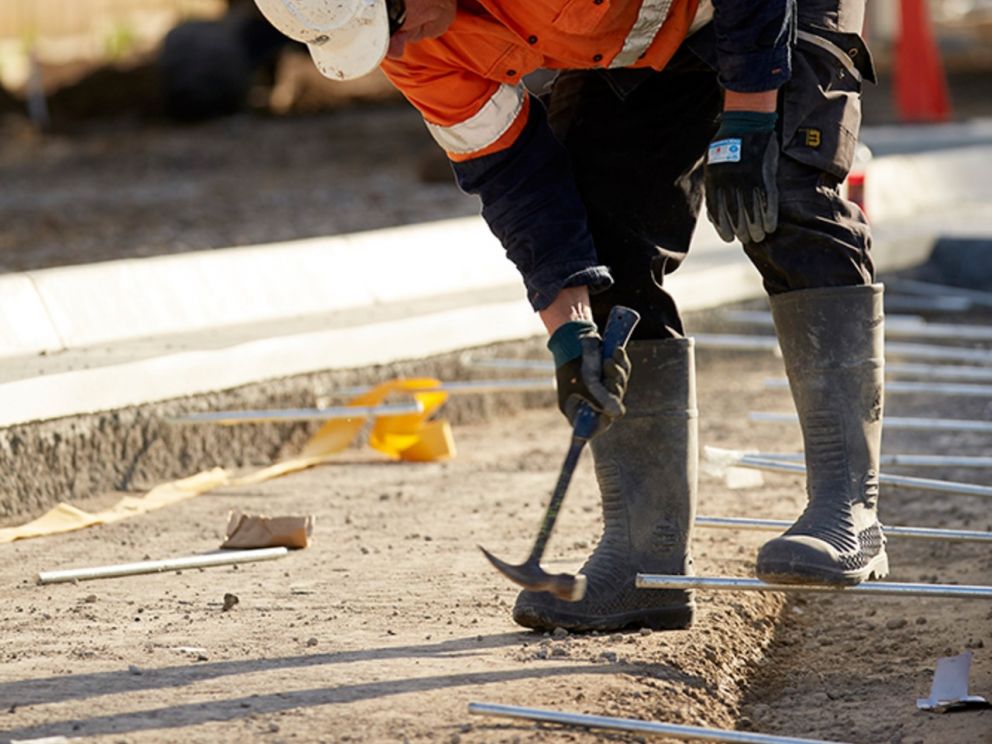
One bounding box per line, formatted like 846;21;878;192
723;89;778;113
715;110;778;139
548;320;596;368
539;285;593;335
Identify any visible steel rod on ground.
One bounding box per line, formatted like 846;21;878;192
758;452;992;468
724;310;992;341
764;377;992;398
473;335;992;368
37;547;290;585
166;401;424;425
751;412;992;434
468;702;850;744
467;358;554;372
695;516;992;543
885;278;992;309
722;453;992;498
635;575;992;600
886;341;992;365
884;294;971;313
887;363;992;383
327;378;554;397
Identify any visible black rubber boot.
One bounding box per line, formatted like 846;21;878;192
756;284;888;585
513;338;697;632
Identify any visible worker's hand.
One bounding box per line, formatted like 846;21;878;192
550;321;631;437
704;111;779;244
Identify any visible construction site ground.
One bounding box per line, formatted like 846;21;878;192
1;321;990;744
1;104;991;743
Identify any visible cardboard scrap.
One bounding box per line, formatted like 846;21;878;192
917;651;991;713
222;510;314;550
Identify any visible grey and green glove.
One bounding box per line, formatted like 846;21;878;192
704;110;780;244
548;320;631;437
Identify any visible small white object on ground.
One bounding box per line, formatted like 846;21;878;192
916;651;991;713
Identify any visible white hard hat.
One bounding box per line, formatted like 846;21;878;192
253;0;394;80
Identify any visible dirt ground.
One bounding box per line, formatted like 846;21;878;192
1;72;991;743
1;325;990;743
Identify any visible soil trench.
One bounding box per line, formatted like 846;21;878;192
2;301;990;743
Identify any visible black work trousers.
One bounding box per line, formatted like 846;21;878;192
546;2;876;340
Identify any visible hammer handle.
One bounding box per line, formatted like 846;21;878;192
529;306;640;560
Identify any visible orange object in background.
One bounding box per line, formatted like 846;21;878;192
894;0;952;122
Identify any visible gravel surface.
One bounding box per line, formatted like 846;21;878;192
1;320;990;743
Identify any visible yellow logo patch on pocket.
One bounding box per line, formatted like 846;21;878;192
797;127;822;148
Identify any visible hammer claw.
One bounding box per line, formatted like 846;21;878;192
479;546;588;602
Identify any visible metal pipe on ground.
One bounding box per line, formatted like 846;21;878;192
887;363;992;383
326;378;554;397
468;702;851;744
37;547;290;585
764;377;992;398
758;452;992;468
635;575;992;600
883;294;972;313
707;449;992;499
885;278;992;309
750;412;992;435
724;310;992;342
470;334;992;369
165;401;424;425
695;516;992;543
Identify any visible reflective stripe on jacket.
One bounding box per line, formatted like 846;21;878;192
382;0;701;161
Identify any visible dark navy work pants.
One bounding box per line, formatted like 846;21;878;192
546;1;876;339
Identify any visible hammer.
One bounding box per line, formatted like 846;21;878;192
480;306;640;601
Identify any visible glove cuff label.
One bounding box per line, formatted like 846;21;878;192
707;138;742;164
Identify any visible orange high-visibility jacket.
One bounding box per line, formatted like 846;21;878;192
382;0;710;162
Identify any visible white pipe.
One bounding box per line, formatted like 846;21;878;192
750;411;992;434
468;702;851;744
636;574;992;600
695;515;992;543
166;401;423;425
764;377;992;398
37;547;289;585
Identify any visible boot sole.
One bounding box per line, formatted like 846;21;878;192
513;603;695;633
755;550;890;587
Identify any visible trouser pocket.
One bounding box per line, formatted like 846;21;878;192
780;27;875;180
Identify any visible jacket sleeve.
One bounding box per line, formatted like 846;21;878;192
710;0;796;92
450;97;612;311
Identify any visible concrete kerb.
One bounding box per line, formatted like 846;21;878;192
1;141;990;520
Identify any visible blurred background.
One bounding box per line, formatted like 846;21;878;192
1;0;990;273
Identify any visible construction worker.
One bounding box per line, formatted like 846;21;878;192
254;0;887;632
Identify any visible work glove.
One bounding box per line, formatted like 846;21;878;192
704;110;780;244
548;320;631;437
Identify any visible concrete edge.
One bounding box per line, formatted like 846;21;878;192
0;143;989;429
